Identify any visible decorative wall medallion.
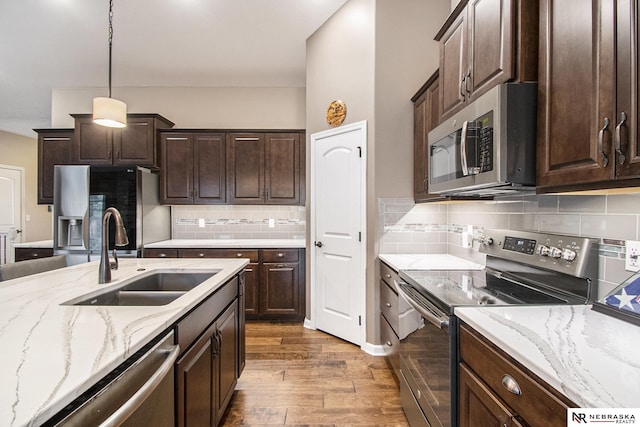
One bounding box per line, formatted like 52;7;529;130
326;100;347;127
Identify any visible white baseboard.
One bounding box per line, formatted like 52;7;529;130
361;342;386;356
303;317;314;330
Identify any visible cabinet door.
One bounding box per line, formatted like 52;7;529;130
194;133;226;204
537;0;616;190
265;133;300;205
615;0;640;178
260;262;301;317
37;129;74;204
176;323;216;427
227;133;264;204
413;73;445;203
459;364;519;427
74;117;113;165
160;133;194;204
243;262;260;318
113;117;155;166
439;11;467;119
213;301;238;426
466;0;514;103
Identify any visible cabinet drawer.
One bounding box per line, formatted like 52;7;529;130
380;314;399;376
380;260;400;289
175;276;238;354
14;248;54;262
262;249;298;263
179;249;259;263
380;280;399;334
459;324;573;427
143;248;178;258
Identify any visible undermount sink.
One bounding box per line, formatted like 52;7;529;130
63;270;219;306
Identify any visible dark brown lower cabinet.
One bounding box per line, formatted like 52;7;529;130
146;247;305;320
176;300;238;427
459;324;575;427
459;364;523;427
14;248;54;262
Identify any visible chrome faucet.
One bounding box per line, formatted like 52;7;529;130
99;207;129;284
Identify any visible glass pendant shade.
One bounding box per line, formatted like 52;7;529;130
93;96;127;128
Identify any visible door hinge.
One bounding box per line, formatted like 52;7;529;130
358;232;361;242
357;146;362;157
359;315;362;326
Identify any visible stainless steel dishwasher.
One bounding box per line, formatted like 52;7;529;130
46;331;179;427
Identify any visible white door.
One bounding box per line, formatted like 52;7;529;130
0;165;24;263
311;121;366;346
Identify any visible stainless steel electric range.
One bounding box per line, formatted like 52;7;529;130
395;229;600;427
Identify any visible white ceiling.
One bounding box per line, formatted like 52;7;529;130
0;0;349;136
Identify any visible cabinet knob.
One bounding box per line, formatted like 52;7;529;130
32;253;39;258
277;253;284;258
386;302;392;308
386;341;392;347
198;253;205;257
385;274;391;279
159;253;167;258
237;253;243;257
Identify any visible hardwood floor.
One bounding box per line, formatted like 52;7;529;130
220;321;409;426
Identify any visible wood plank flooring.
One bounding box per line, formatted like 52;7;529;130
220;321;409;426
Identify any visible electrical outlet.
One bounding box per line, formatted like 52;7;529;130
625;240;640;272
268;218;275;228
198;218;205;228
462;232;472;248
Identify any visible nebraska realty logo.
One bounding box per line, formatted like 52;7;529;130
568;409;639;425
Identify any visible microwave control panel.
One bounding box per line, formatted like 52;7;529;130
476;110;494;173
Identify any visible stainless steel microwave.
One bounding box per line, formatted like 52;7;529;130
427;82;537;196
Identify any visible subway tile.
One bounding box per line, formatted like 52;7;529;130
580;214;637;240
538;214;580;235
607;193;640;214
559;195;606;213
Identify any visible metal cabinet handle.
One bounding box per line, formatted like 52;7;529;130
423;176;428;192
615;112;627;165
459;74;466;100
598;117;610;167
115;148;120;159
100;344;180;427
277;253;284;258
158;253;167;258
236;253;243;257
464;69;471;95
501;374;522;396
460;120;470;176
244;268;253;273
198;253;205;257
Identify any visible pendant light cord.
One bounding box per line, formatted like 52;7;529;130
108;0;114;98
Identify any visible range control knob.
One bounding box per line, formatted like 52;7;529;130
549;247;563;259
538;245;550;256
484;237;494;246
562;249;577;261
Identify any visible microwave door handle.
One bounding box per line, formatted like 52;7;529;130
460;120;469;176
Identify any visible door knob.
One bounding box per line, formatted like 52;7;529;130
315;241;323;248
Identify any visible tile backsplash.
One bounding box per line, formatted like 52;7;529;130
172;205;305;240
379;193;640;299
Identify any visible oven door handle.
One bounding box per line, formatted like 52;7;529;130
460;120;469;176
397;285;449;329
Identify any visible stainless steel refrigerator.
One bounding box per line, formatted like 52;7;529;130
53;165;170;264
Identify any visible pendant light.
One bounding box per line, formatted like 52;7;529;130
93;0;127;128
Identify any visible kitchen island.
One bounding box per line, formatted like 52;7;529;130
0;257;248;427
455;305;640;408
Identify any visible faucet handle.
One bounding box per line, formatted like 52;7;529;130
110;248;119;270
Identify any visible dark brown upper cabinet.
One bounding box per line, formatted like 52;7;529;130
227;132;303;205
412;71;447;203
72;113;174;167
35;128;74;204
159;132;226;204
435;0;539;121
536;0;640;192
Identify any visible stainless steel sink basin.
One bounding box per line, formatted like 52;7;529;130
63;270;219;306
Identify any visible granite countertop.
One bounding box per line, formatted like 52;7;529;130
455;305;640;408
0;257;248;427
378;253;484;271
145;238;306;249
12;240;53;248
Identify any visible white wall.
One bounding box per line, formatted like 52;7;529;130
306;0;450;343
52;87;306;129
